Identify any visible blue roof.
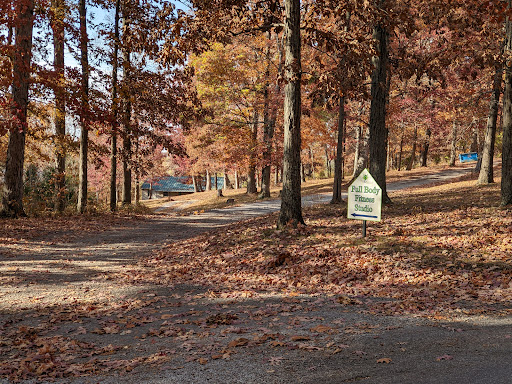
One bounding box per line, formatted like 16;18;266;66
142;176;224;192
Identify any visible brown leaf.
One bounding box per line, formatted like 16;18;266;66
310;325;334;333
377;358;392;364
228;337;250;348
290;335;311;341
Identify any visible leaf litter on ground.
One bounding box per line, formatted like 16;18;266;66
0;177;511;381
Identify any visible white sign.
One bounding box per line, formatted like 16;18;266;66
347;169;382;222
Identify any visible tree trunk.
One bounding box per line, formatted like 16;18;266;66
192;175;199;192
77;0;89;213
386;141;391;171
121;4;132;205
352;126;369;181
214;173;218;190
398;130;404;171
110;0;120;211
470;122;479;153
247;109;258;194
51;0;66;213
134;138;140;204
353;125;361;174
260;31;276;199
502;7;512;205
331;12;350;203
135;171;140;204
368;22;391;204
278;0;304;228
331;96;345;203
449;121;458;167
406;125;417;171
1;0;34;217
309;147;315;177
421;128;431;167
205;169;211;190
224;170;232;189
325;145;331;178
479;64;502;184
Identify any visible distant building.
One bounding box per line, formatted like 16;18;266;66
141;176;224;199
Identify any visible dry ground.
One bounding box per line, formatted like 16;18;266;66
0;165;510;383
142;163;464;214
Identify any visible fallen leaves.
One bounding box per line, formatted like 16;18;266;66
290;335;311;341
268;356;284;366
376;358;392;364
227;337;250;348
1;176;510;382
206;313;238;325
139;180;511;320
336;295;362;306
310;325;336;334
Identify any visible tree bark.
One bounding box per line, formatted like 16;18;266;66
110;0;120;211
324;145;331;178
331;11;350;202
309;147;315;176
77;0;89;213
51;0;66;213
353;125;361;174
1;0;34;217
121;3;132;205
502;7;512;205
134;138;140;204
205;169;211;190
479;64;502;184
397;130;404;171
470;122;479;153
278;0;303;228
260;31;277;199
449;121;458;167
352;126;369;181
421;128;431;167
406;125;417;171
386;141;391;171
331;96;345;203
368;23;391;204
224;170;232;189
247;108;258;194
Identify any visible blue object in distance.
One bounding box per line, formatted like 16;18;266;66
458;152;478;163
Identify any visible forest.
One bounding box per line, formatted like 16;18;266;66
1;0;512;223
2;2;512;381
